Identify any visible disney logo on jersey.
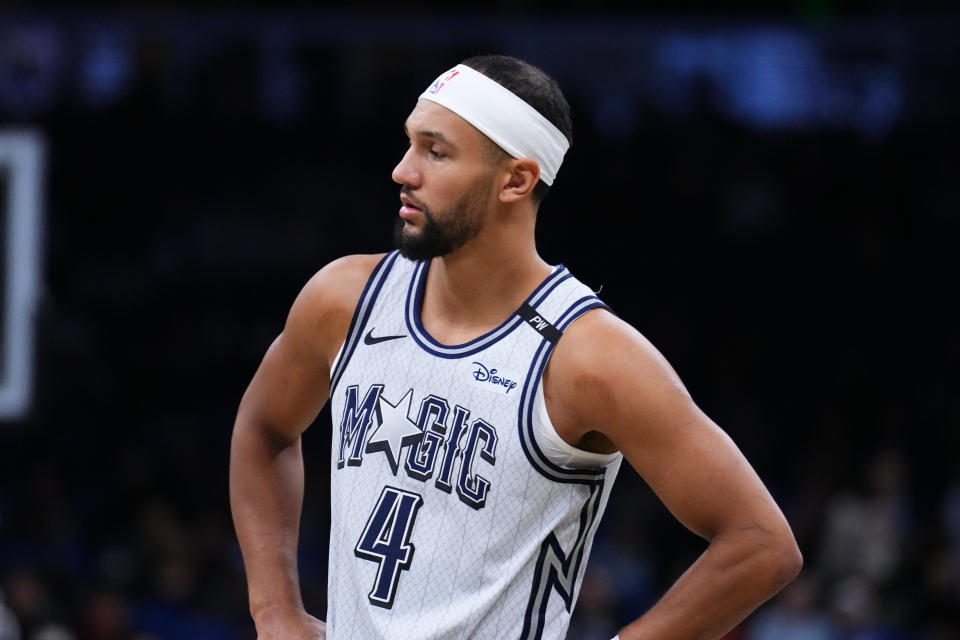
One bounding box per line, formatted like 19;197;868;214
337;384;498;511
471;362;518;395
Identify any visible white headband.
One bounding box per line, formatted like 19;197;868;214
418;64;569;186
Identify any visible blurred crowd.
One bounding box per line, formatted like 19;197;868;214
1;444;958;639
1;9;957;640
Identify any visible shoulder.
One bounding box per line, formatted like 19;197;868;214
543;307;690;444
285;253;388;367
295;253;388;315
550;308;685;393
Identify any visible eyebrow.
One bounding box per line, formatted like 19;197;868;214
403;123;453;146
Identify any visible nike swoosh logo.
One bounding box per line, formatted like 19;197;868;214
363;328;407;345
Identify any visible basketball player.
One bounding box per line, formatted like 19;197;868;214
230;55;802;640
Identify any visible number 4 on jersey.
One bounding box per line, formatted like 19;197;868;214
354;486;424;608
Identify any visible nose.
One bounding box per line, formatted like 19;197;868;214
392;145;421;187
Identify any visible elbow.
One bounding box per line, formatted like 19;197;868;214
762;527;803;593
729;520;803;593
233;407;300;454
774;536;803;588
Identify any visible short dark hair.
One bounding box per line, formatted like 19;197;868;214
460;54;573;204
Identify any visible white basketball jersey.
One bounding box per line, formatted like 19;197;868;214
326;251;622;640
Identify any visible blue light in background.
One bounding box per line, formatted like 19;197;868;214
657;27;902;137
79;30;133;108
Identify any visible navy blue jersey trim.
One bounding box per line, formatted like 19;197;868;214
530;272;573;306
520;476;607;640
403;261;570;359
329;251;401;395
516;296;612;484
555;296;611;332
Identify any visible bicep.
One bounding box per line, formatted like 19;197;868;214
234;254;383;444
561;315;784;541
237;327;332;446
618;395;778;541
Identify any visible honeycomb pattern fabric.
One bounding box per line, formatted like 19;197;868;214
327;251;622;640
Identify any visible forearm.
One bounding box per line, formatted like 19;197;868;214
617;527;802;640
230;418;308;618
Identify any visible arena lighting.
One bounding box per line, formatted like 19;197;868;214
0;131;44;420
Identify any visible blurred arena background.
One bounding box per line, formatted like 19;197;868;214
1;3;958;639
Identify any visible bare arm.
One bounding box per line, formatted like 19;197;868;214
229;254;384;638
545;311;802;640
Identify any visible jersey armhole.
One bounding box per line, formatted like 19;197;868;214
531;382;621;469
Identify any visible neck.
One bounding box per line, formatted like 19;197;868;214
420;208;550;344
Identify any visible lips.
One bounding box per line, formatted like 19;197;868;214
399;193;424;219
399;205;420;219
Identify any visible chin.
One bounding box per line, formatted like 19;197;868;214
400;223;424;238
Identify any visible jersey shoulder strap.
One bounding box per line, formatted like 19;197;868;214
329;251;404;393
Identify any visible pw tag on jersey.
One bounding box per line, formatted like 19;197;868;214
468;361;520;395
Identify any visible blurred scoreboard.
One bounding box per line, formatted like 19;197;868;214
0;131;43;421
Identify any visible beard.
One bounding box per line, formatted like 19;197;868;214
392;182;489;261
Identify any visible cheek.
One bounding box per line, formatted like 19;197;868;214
426;171;464;205
427;158;497;208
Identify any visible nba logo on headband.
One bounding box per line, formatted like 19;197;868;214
419;64;569;185
427;70;460;95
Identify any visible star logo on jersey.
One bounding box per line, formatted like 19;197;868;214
366;389;423;474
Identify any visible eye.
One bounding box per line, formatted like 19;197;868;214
429;149;445;159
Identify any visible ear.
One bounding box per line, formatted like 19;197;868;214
498;158;540;203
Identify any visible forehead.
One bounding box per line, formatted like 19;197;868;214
405;99;487;148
